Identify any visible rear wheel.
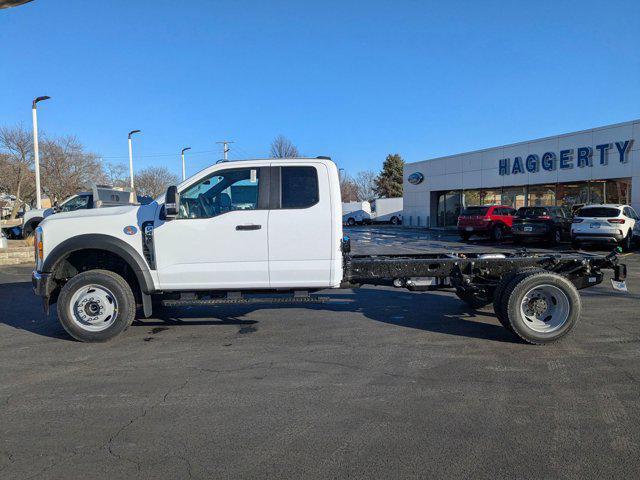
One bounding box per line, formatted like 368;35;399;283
347;217;356;226
503;272;581;345
571;239;581;250
57;269;136;342
390;216;399;225
549;228;562;245
459;232;471;241
620;231;633;252
513;235;522;245
492;268;544;331
491;224;504;241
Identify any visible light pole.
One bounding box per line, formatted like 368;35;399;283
181;147;191;181
32;95;51;209
127;130;141;189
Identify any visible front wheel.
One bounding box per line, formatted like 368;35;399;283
346;217;356;226
56;269;136;342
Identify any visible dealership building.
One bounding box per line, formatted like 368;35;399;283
402;119;640;228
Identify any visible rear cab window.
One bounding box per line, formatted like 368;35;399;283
280;166;319;209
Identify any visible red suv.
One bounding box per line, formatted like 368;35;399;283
457;205;516;241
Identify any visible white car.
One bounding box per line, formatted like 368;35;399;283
571;204;640;251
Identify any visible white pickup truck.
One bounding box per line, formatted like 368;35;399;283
32;158;627;344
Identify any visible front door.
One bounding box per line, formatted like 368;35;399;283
154;166;270;290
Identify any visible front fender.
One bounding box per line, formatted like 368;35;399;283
41;233;155;294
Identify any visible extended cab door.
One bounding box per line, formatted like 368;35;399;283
153;166;270;290
268;163;333;288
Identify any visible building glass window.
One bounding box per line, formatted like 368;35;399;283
462;189;482;207
502;186;526;209
481;189;502;205
436;190;463;227
556;183;589;209
527;184;556;206
604;179;631;205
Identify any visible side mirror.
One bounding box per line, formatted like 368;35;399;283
164;186;180;219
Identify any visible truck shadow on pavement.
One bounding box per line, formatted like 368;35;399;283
1;280;518;343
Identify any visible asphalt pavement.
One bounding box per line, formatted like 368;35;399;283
1;227;639;479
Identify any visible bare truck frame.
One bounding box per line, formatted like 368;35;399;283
152;244;628;346
340;240;627;344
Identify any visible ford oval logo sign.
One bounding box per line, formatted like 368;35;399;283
408;172;424;185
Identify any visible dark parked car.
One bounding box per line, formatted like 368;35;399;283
512;206;572;244
457;205;516;241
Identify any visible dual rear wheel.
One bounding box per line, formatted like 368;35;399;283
458;269;581;345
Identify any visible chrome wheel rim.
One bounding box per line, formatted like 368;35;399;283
68;284;118;332
520;284;570;333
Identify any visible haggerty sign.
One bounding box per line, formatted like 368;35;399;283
499;140;634;176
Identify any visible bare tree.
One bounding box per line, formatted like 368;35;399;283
0;124;34;218
339;171;359;202
354;170;377;202
270;135;299;158
104;162;129;188
134;166;180;198
39;135;106;203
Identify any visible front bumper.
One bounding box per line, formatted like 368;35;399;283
32;270;53;298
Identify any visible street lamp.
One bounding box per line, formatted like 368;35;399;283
32;95;51;209
181;147;191;181
127;130;141;189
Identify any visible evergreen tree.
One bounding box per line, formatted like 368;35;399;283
374;153;404;198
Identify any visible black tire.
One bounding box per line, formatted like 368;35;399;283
492;268;545;331
513;235;522;245
56;269;136;342
491;224;504;241
455;288;492;309
347;217;356;226
571;240;581;250
549;228;562;245
620;231;633;252
459;232;471;241
390;216;399;225
503;272;581;345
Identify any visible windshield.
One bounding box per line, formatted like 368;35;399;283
576;207;620;218
461;206;488;216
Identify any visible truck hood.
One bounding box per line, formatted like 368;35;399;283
41;202;159;228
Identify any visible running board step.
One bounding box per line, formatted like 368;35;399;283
161;295;330;307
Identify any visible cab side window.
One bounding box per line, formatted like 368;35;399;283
179;168;260;219
281;167;319;209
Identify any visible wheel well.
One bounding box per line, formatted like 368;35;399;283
23;217;43;234
51;249;141;304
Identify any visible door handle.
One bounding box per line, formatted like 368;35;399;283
236;224;261;231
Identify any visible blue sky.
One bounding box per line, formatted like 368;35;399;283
2;0;639;178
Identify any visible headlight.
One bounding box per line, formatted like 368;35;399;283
35;226;44;270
